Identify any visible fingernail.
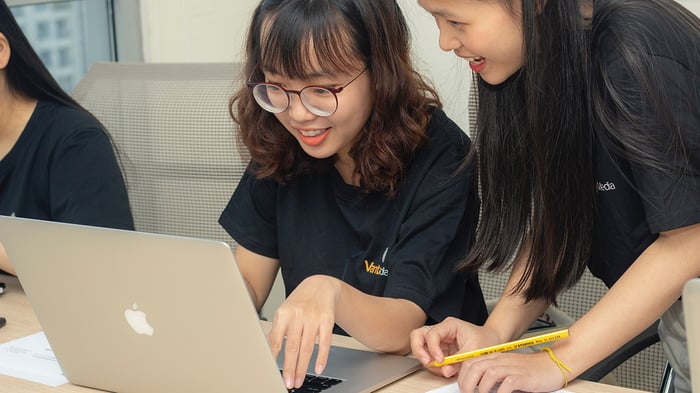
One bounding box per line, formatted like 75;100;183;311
315;364;325;374
295;377;304;387
285;377;293;389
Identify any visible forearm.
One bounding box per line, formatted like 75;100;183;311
243;277;266;311
485;246;550;342
486;292;548;342
0;242;15;275
234;246;279;312
551;224;700;379
334;279;426;354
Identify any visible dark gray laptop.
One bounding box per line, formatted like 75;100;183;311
0;216;420;393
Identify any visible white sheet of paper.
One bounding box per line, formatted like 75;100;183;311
426;381;574;393
0;331;69;386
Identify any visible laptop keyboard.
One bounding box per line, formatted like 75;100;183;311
284;372;344;393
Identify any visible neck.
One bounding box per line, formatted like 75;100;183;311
0;91;38;160
334;153;359;186
582;0;593;19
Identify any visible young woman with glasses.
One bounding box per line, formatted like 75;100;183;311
0;0;133;276
220;0;487;389
410;1;700;392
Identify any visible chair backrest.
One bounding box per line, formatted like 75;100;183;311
71;62;285;319
467;78;665;393
72;62;247;246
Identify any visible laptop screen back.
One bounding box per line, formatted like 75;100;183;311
0;216;419;393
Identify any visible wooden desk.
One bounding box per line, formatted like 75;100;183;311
0;275;647;393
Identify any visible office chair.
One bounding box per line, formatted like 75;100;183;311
467;76;670;392
71;62;285;319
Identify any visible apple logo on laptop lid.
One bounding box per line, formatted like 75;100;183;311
124;303;154;336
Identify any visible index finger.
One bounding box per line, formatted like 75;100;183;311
411;326;458;378
409;325;433;364
421;325;450;364
281;321;304;389
267;315;288;360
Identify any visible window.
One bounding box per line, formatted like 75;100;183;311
58;47;71;67
55;18;69;39
36;21;49;40
8;0;143;93
38;49;52;67
56;75;73;90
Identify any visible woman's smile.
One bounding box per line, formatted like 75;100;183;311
297;127;331;146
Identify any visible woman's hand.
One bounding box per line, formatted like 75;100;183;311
267;275;341;390
412;319;569;393
410;317;503;378
455;350;568;393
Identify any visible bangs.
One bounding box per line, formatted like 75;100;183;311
259;7;365;79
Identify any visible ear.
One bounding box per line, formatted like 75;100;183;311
0;33;11;70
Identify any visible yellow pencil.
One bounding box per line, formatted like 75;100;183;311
430;328;570;367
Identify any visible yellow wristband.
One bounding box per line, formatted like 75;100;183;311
542;347;573;387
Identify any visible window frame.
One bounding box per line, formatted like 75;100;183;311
7;0;143;62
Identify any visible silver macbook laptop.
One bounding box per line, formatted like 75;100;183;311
683;278;700;393
0;216;420;393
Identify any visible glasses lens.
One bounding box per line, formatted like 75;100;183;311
252;84;288;113
300;87;338;116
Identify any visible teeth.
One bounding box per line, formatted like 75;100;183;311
299;129;325;137
468;56;484;63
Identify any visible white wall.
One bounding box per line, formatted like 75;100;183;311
139;0;255;63
139;0;700;132
680;0;700;14
138;0;471;130
400;1;471;131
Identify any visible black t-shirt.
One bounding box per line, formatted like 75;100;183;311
590;4;700;287
220;108;487;328
0;100;133;230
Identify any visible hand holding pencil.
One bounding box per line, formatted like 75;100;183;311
430;328;570;367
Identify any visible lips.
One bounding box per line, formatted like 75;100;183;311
299;129;326;137
297;127;330;146
467;57;485;73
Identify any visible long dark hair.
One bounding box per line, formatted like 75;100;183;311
462;0;700;303
460;0;594;303
0;0;83;109
230;0;441;197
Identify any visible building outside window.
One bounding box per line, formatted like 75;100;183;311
55;18;69;39
8;0;142;93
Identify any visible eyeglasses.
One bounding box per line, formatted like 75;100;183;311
247;68;367;117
